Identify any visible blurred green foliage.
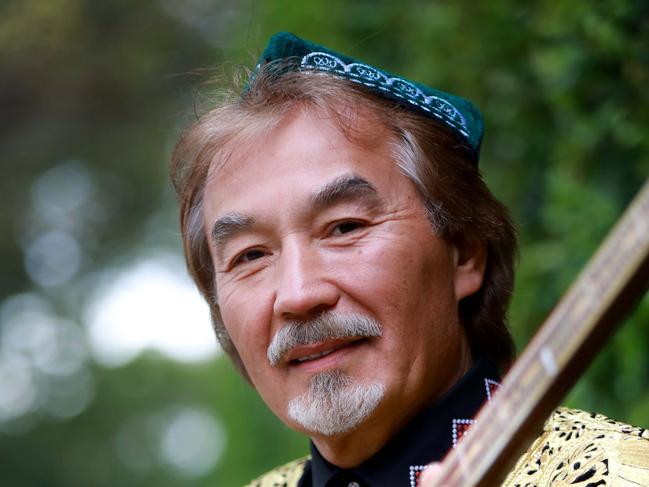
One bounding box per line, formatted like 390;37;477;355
0;0;647;486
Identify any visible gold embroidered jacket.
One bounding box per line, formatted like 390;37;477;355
245;408;649;487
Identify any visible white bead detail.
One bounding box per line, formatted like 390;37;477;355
409;465;428;487
452;418;476;447
484;378;500;402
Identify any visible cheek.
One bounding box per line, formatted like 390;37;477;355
328;246;422;326
349;240;442;297
348;241;457;329
218;288;274;369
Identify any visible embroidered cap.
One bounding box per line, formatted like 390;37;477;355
255;32;484;160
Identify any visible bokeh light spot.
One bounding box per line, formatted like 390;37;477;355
24;230;82;287
158;407;226;478
85;254;217;367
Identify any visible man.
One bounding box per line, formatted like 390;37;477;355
171;33;649;486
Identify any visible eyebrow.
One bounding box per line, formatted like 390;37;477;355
210;174;383;259
211;213;255;258
310;174;383;211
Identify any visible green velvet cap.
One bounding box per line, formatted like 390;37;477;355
255;32;484;160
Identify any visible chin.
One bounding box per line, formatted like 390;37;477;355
286;370;386;436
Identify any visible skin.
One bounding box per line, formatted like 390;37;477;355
202;106;486;467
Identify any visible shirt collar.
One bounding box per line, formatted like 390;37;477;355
302;358;501;487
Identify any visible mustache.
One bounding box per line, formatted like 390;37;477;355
267;312;382;366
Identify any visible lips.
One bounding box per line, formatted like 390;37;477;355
284;338;364;365
294;342;351;363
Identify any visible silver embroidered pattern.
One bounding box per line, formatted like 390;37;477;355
300;52;469;137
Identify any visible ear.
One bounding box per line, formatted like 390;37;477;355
452;238;487;301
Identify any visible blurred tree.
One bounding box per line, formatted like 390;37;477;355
0;0;647;486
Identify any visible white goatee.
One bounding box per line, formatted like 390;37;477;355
288;369;385;436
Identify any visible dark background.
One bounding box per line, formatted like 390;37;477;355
1;1;647;485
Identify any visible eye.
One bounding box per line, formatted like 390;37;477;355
331;220;364;236
233;249;266;266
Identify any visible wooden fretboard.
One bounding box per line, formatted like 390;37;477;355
430;179;649;486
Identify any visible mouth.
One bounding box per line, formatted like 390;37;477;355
294;342;353;363
285;338;367;369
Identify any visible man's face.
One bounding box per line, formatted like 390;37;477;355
202;108;481;442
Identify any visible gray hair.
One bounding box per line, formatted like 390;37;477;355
171;65;517;380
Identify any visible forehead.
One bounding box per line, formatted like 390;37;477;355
202;107;402;215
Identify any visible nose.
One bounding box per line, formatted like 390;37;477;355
273;240;339;320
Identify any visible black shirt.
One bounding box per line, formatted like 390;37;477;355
298;358;501;487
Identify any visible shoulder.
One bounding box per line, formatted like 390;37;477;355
504;407;649;486
243;456;309;487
